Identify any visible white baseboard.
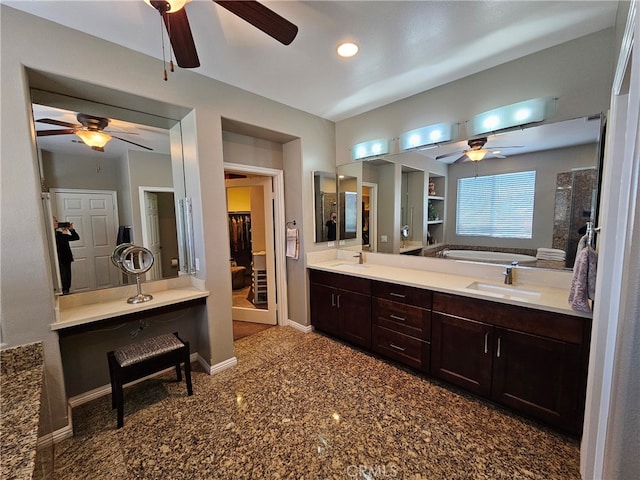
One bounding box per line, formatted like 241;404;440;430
37;405;74;448
285;319;313;333
208;356;237;375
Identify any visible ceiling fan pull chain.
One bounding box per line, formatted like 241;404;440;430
159;12;169;81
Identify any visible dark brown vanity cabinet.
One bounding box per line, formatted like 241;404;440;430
371;281;432;372
431;292;590;434
309;270;372;349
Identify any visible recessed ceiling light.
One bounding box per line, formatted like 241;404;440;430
337;42;359;58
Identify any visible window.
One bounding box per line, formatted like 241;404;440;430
456;171;536;238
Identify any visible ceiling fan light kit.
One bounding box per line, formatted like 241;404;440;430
465;149;488;162
75;130;112;150
145;0;188;13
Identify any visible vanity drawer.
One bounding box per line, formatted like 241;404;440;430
432;292;586;344
373;298;431;341
309;269;371;295
372;325;430;372
372;280;432;308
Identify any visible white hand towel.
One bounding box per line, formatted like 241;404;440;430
286;227;299;260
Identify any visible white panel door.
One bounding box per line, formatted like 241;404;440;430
52;189;119;292
143;191;163;281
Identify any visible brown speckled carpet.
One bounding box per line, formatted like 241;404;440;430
44;327;580;479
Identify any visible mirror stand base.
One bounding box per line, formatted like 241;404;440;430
127;293;154;304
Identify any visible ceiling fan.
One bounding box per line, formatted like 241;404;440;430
146;0;299;69
435;137;523;163
36;113;153;152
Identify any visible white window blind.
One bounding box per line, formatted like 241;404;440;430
456;171;536;238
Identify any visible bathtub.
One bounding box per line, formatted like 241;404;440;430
442;249;538;265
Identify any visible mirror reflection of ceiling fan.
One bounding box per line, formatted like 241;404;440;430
435;137;524;163
145;0;299;69
36;113;153;152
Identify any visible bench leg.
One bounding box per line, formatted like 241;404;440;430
175;363;183;382
184;352;193;396
115;381;125;429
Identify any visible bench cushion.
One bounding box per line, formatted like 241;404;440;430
114;334;184;367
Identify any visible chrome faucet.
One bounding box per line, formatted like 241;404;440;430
354;252;364;264
503;261;518;285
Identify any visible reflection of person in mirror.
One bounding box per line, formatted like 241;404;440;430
325;213;337;241
54;217;80;295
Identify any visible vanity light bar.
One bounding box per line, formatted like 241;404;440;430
468;97;557;137
351;138;389;161
400;122;456;151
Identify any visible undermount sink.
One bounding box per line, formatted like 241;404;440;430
466;281;541;300
334;262;371;270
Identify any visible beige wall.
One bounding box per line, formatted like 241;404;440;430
335;28;615;164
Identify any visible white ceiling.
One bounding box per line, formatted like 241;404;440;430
7;0;619;122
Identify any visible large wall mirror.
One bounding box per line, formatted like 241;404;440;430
31;88;189;295
338;114;605;270
313;171;337;242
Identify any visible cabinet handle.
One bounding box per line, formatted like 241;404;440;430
336;294;341;308
390;343;406;352
389;292;406;299
389;314;406;322
496;337;502;358
484;332;488;354
331;293;336;307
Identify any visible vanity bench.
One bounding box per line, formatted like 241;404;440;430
108;332;193;428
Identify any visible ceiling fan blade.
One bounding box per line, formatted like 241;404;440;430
37;118;78;128
215;1;298;45
111;135;154;151
453;153;469;164
162;8;200;68
435;150;464;161
36;129;77;137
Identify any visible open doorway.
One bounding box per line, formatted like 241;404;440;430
362;182;377;252
225;172;277;326
139;186;180;282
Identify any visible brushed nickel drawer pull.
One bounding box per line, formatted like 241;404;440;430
336;294;341;309
390;343;406;352
497;337;502;358
484;332;488;354
389;314;406;321
389;293;406;299
331;293;335;307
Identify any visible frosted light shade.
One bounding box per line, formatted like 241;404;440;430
468;97;556;136
351;138;389;161
400;122;456;150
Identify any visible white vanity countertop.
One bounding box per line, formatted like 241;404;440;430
52;276;209;330
307;254;591;319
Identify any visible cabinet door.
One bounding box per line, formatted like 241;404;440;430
338;290;372;349
310;282;340;336
492;327;583;433
431;313;493;396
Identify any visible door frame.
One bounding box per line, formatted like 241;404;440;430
224;163;288;326
363;182;378;252
139;186;175;281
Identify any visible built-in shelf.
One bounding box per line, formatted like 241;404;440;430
427;220;444;225
427;195;445;201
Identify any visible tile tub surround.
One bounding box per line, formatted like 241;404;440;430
50;327;580;479
1;342;44;480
